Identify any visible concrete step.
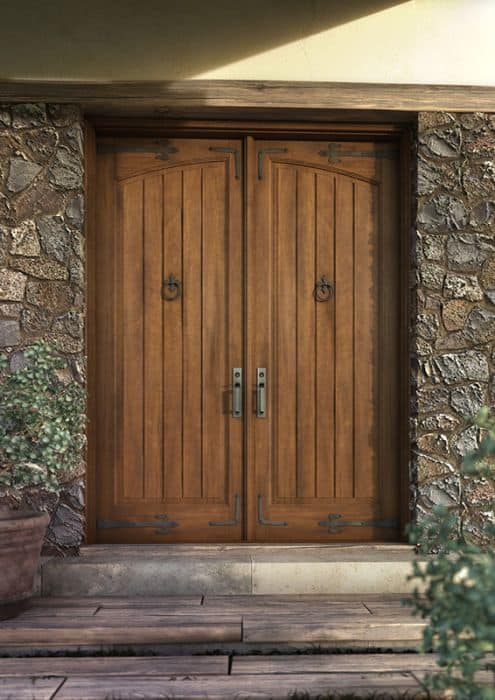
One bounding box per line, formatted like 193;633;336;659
41;544;426;597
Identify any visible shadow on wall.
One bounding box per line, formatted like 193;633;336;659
0;0;407;81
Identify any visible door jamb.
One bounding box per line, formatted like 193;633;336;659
84;116;413;544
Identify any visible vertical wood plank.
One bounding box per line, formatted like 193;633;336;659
182;168;203;499
315;173;335;499
163;170;183;500
334;177;355;499
85;121;98;543
143;174;164;500
275;165;297;499
379;157;402;522
121;178;144;499
202;164;227;500
354;181;377;500
296;169;316;498
95;154;117;526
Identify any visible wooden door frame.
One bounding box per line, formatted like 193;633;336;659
84;116;413;545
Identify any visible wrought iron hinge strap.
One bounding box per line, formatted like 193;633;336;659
257;495;288;526
209;147;241;179
319;513;399;535
97;140;178;161
318;144;399;164
97;514;179;535
258;147;288;180
209;494;241;526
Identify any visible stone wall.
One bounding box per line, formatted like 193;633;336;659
1;104;494;555
414;112;495;543
0;104;85;555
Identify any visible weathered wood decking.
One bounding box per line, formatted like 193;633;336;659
0;595;492;698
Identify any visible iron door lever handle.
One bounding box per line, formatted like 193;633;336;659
232;368;242;418
256;368;266;418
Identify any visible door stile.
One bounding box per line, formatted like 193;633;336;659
245;137;261;540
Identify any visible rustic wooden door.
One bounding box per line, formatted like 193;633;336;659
93;133;403;543
245;138;402;541
94;139;243;542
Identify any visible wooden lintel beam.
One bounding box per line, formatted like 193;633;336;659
0;80;493;113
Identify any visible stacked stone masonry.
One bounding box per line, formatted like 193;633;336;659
414;112;495;543
0;104;85;555
1;105;494;554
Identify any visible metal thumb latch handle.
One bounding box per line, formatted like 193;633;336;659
232;368;242;418
256;368;266;418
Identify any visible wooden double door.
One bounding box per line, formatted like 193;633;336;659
93;133;403;543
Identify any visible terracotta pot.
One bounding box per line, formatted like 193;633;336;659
0;507;50;620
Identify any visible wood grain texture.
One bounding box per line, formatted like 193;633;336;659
84;120;97;546
202;596;369;613
93;128;406;544
0;617;242;647
94;139;243;542
246;139;402;541
0;677;64;700
0;656;229;677
231;653;441;674
243;614;426;643
51;673;424;699
0;80;494;113
31;596;202;607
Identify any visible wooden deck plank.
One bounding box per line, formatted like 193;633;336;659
231;653;441;674
203;594;407;605
92;606;370;620
0;677;64;700
93;607;244;617
31;596;202;608
17;606;99;618
202;600;370;614
243;614;426;643
1;614;240;628
0;656;229;677
365;602;415;615
0;618;241;647
53;673;424;699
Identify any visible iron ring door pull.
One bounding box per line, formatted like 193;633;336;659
162;274;181;301
314;276;334;302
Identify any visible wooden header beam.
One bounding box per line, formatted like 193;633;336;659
0;80;493;115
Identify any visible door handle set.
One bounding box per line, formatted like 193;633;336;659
256;368;266;418
231;367;267;418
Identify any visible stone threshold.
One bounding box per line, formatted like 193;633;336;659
40;544;426;597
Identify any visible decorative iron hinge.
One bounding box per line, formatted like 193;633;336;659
258;147;288;180
318;144;399;164
209;494;241;526
318;513;399;534
97;514;179;535
209;147;241;179
257;495;288;526
97;140;178;161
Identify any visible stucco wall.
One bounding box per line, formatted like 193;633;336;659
0;0;493;86
0;104;85;555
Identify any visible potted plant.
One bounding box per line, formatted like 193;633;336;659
0;341;86;619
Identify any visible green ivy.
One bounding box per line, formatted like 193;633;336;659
407;408;495;699
0;341;86;494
